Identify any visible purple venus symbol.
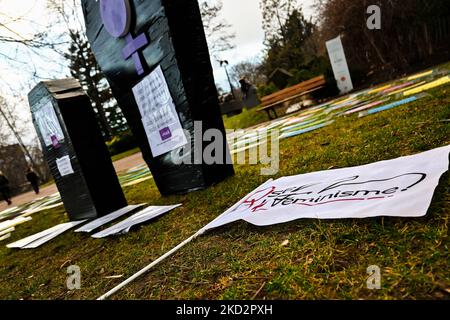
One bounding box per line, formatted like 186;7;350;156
100;0;149;75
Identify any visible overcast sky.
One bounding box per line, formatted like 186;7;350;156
0;0;317;144
213;0;316;86
0;0;63;144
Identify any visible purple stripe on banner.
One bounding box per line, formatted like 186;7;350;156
382;82;415;94
345;100;386;115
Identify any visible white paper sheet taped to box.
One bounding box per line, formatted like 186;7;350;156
34;97;64;147
56;155;74;177
132;65;187;157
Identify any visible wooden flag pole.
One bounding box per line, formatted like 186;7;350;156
97;228;207;300
97;179;274;300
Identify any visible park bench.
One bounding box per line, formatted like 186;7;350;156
258;75;327;119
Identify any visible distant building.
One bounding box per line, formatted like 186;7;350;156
0;144;29;195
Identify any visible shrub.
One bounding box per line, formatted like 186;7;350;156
107;131;138;156
258;82;279;97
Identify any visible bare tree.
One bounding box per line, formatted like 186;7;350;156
0;96;39;172
0;2;70;151
315;0;450;79
0;12;65;50
0;0;236;146
230;59;267;86
260;0;299;44
47;0;127;140
0;6;69;76
200;0;236;58
0;2;79;184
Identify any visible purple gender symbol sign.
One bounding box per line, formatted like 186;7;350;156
100;0;149;75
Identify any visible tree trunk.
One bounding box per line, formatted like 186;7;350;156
364;28;387;66
92;99;112;140
84;74;113;140
423;22;433;56
0;107;40;175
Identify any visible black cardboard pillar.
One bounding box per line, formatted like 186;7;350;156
82;0;234;196
28;78;127;221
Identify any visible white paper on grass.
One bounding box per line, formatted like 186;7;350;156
21;202;64;216
75;204;146;233
132;65;187;157
22;221;86;249
203;146;450;230
56;155;74;177
7;220;86;249
0;216;32;233
34;97;64;147
0;206;19;218
0;233;11;241
0;227;14;237
6;224;62;249
92;205;181;238
326;36;354;94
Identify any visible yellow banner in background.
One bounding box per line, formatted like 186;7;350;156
407;70;433;81
404;76;450;96
388;81;426;96
368;84;392;95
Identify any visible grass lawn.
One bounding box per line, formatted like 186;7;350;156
223;108;269;130
110;147;141;163
0;83;449;300
40;179;55;189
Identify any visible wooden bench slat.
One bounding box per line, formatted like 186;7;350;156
261;81;326;107
261;75;326;106
261;77;326;101
257;86;325;111
257;75;327;120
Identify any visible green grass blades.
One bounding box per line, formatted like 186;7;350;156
0;74;449;300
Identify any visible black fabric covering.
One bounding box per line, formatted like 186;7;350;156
81;0;234;196
28;79;127;221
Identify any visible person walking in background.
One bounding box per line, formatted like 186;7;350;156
239;77;261;109
0;170;12;205
26;167;40;195
239;77;252;100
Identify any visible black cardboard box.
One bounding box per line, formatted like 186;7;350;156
82;0;234;196
28;78;127;221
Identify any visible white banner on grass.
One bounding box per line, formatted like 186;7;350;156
96;146;449;300
204;146;450;230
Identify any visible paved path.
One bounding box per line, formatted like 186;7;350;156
0;152;145;212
